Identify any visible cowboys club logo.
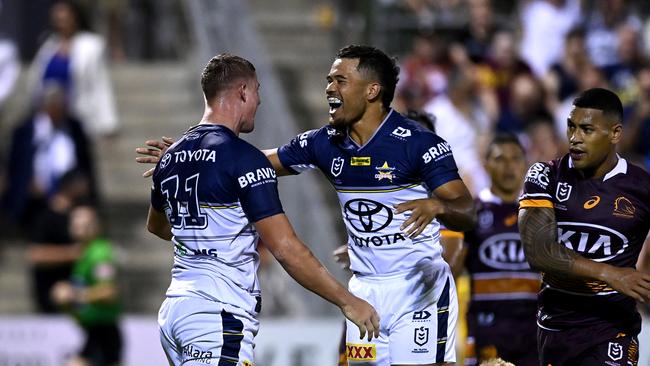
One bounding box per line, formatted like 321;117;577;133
414;326;429;346
344;198;393;233
556;182;572;202
160;153;172;169
331;157;344;177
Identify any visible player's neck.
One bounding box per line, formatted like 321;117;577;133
577;151;618;180
348;106;389;146
200;103;241;135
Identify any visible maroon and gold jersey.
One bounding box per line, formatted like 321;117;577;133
465;189;541;308
464;189;541;366
520;154;650;333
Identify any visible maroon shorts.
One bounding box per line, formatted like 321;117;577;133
538;325;638;366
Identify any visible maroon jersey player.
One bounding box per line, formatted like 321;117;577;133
519;88;650;366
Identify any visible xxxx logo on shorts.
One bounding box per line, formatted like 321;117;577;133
346;343;376;361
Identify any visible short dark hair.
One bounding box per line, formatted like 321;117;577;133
572;88;623;124
201;53;256;101
485;133;525;159
54;0;91;31
336;45;400;109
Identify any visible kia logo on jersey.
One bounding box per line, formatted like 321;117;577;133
344;198;393;233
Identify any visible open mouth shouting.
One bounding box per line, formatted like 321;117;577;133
328;96;342;115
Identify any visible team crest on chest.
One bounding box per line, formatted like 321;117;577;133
331;157;344;177
613;196;635;218
556;182;572;202
374;161;396;182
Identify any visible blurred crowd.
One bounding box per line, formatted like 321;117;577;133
382;0;650;194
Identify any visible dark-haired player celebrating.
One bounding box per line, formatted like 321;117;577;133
140;45;475;365
519;88;650;365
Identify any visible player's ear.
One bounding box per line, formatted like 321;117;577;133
366;82;381;102
238;82;247;103
611;122;623;144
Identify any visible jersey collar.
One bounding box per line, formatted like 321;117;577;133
342;109;396;152
567;154;628;181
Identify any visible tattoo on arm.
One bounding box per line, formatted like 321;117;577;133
518;207;579;278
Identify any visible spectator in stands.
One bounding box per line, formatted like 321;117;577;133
620;62;650;170
460;0;501;63
496;74;551;133
0;33;18;114
395;34;449;111
543;27;588;112
523;118;565;165
52;205;122;366
476;29;532;118
2;82;96;228
26;169;91;313
27;0;118;136
585;0;642;70
553;63;609;136
607;25;645;108
424;65;491;194
519;0;582;77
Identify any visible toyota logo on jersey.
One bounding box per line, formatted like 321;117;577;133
344;198;393;233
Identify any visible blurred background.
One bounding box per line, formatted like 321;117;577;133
0;0;649;365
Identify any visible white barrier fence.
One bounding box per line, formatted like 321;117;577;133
0;316;649;365
0;316;341;366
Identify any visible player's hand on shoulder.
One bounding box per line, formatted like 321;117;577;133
333;244;350;270
603;266;650;303
394;198;444;238
135;136;175;177
340;295;380;342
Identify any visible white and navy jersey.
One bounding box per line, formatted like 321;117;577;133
278;110;461;276
151;124;284;315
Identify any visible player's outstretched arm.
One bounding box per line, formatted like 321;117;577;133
519;207;650;303
146;205;172;241
395;179;476;236
261;148;293;177
255;213;380;340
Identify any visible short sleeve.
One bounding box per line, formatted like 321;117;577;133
277;129;319;174
150;162;166;212
234;146;284;223
519;162;554;209
413;133;462;191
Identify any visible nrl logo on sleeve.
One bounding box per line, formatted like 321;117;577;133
331;157;344;177
607;342;623;361
555;182;572;202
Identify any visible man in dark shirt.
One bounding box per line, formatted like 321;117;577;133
519;88;650;365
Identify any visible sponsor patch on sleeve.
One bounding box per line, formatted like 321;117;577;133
525;162;550;189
